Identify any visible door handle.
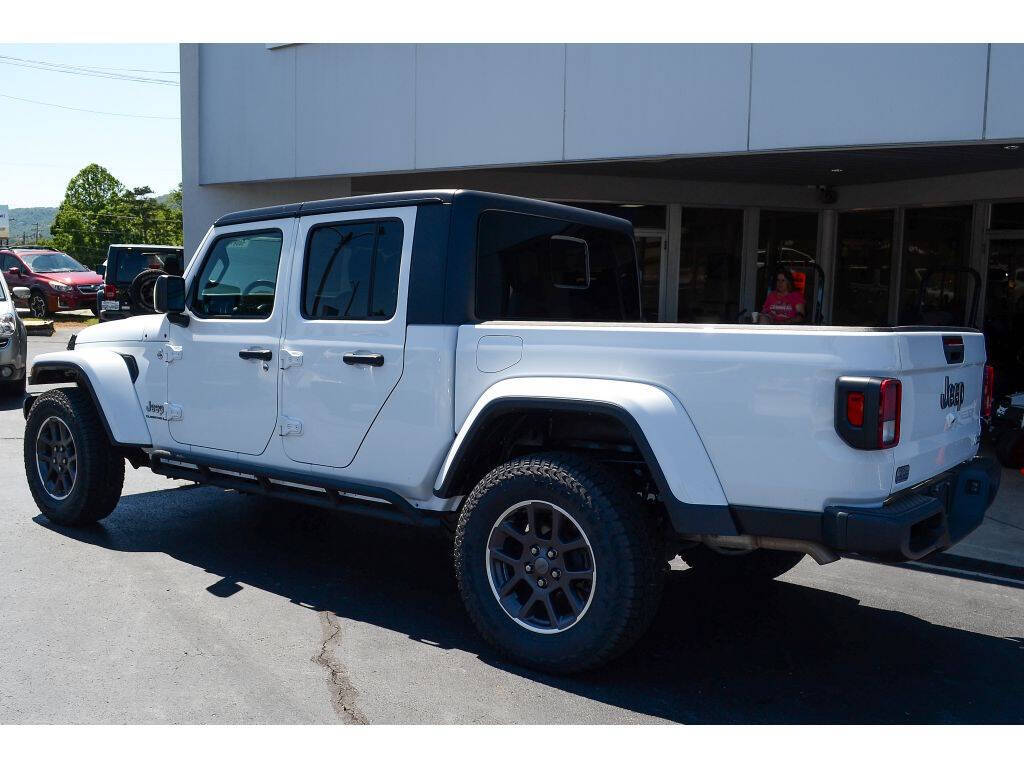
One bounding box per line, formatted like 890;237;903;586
343;352;384;367
239;348;273;361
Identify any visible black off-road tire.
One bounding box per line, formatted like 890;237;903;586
24;387;125;526
681;545;804;585
996;428;1024;469
129;268;166;315
454;452;664;674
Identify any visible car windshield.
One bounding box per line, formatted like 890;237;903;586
20;251;90;273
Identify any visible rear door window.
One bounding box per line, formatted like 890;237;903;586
301;219;404;320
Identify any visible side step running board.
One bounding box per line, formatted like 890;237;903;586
150;454;441;528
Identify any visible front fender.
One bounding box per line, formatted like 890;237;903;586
28;350;152;447
435;377;735;535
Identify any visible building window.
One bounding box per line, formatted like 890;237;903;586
756;210;821;323
898;206;973;325
833;211;894;327
302;219;403;320
677;207;742;323
990;202;1024;231
475;210;640;321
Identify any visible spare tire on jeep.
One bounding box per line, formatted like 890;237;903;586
128;268;167;314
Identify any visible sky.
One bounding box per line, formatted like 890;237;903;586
0;44;181;208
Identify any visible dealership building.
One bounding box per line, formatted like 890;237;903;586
180;44;1024;385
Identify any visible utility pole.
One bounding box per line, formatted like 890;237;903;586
33;223;40;243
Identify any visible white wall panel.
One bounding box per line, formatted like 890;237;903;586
295;45;416;176
198;44;296;183
985;44;1024;140
564;44;750;159
749;44;989;150
414;45;565;169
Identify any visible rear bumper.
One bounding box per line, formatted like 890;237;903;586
724;457;1001;562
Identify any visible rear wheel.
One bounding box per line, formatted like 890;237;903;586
454;452;663;673
996;428;1024;469
681;545;804;585
24;387;124;526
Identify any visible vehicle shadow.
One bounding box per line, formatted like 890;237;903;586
0;392;25;412
36;484;1024;724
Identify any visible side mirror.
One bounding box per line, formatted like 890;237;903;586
153;274;186;313
12;286;30;300
6;267;20;276
95;265;105;279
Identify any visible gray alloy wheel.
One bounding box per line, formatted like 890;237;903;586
29;291;49;319
485;499;597;634
35;415;78;500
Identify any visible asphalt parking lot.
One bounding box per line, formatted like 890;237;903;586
1;321;1022;724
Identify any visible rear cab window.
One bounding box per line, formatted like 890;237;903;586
475;210;640;321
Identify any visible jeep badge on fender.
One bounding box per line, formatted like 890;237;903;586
940;376;965;411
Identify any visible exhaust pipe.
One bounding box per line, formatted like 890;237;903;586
692;534;839;565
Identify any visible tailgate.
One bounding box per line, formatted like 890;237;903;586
892;331;985;493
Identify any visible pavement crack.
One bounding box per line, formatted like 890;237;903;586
313;610;368;724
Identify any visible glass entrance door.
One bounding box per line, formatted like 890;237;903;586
635;229;666;322
985;238;1024;395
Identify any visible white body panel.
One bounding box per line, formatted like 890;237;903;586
449;322;983;512
166;218;298;456
436;375;728;507
30;349;153;446
279;206;416;467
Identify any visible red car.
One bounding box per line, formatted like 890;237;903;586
0;247;103;318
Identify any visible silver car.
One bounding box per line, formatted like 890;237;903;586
0;270;28;397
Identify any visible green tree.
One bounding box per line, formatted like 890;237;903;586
50;164;182;269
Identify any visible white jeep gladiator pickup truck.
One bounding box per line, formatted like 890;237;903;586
22;190;1001;672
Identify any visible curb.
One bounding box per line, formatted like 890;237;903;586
24;320;55;337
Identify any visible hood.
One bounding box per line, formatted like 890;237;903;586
75;314;166;344
36;270;103;287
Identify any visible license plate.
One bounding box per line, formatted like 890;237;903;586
101;300;120;311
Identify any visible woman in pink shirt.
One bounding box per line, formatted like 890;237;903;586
759;268;805;324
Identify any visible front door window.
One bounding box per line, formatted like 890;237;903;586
985;238;1024;395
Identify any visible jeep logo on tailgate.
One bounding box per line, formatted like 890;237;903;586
940;377;965;411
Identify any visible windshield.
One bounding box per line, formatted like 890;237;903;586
20;251;90;273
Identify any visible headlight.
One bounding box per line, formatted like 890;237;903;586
0;312;16;338
49;281;71;292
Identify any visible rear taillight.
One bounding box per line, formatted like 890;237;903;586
982;364;995;421
103;284;117;300
835;376;902;450
878;378;901;448
846;392;865;427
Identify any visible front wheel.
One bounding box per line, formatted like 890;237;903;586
454;453;663;674
24;387;125;526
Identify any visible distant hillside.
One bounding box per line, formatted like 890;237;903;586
7;207;57;244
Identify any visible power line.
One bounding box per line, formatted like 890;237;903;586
0;93;179;120
0;53;178;74
0;54;178;86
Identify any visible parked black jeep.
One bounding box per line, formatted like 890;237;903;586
97;244;184;322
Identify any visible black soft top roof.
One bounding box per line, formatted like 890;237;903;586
212;189;633;235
